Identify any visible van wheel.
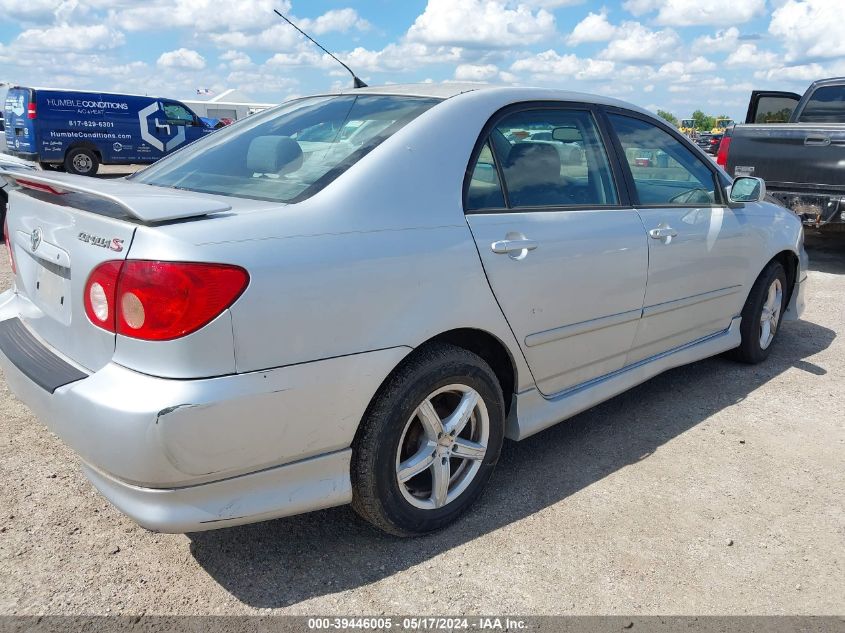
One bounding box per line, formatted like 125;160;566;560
730;261;788;364
64;148;99;176
351;343;505;536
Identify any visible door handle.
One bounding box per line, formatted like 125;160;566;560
804;135;831;146
491;239;539;254
648;226;678;240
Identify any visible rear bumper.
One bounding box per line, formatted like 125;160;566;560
769;190;845;226
0;303;409;531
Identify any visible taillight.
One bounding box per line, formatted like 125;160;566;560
716;134;732;168
27;102;36;120
83;260;249;341
3;218;15;275
83;261;122;332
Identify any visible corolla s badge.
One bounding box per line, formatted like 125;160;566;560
78;231;124;252
30;227;42;253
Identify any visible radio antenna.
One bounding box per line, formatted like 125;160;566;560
273;9;368;89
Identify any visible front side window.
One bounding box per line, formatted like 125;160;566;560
467;108;617;210
609;114;718;206
798;85;845;123
163;103;195;125
133;95;441;203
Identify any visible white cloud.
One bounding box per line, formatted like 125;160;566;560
114;0;291;33
692;27;740;53
454;63;499;81
0;0;61;21
157;48;206;70
510;50;616;81
310;8;372;34
598;22;680;63
769;0;845;61
219;50;252;69
407;0;556;48
623;0;765;26
725;43;780;68
13;24;125;51
567;11;618;45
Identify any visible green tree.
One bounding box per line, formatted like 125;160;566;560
691;109;716;132
657;109;678;126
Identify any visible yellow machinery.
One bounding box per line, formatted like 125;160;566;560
679;118;697;137
711;118;735;134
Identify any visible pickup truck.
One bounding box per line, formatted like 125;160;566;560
721;77;845;227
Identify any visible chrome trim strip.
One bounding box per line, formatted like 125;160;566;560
642;285;742;318
524;308;642;348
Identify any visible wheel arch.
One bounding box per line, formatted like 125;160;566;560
65;142;103;163
769;248;799;306
422;328;518;416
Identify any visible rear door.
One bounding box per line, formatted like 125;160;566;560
4;88;37;156
465;104;648;396
605;110;751;363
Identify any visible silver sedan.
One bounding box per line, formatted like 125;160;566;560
0;84;807;536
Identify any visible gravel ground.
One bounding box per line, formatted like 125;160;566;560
0;232;843;616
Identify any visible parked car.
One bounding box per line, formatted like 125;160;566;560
723;77;845;227
705;133;723;155
0;85;807;536
0;152;39;240
3;86;216;176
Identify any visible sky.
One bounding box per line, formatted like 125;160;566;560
1;0;844;120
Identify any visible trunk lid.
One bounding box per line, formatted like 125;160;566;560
2;171;232;371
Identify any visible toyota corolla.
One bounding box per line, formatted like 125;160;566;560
0;85;807;536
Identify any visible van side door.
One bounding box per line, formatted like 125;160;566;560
162;101;208;148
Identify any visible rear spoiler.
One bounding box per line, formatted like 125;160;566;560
0;170;231;223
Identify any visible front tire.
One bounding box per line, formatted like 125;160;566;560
64;148;99;176
731;261;788;364
351;343;505;536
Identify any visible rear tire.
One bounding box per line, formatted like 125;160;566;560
64;148;99;176
351;343;505;537
730;261;788;364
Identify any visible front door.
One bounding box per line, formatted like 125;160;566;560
606;112;751;364
465;106;649;396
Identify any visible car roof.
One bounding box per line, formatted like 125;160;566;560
330;83;656;118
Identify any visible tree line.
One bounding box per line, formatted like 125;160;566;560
657;109;731;130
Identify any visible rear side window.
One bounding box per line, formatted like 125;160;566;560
798;85;845;123
466;142;506;210
132;95;440;203
466;108;618;211
609;114;717;206
753;95;798;123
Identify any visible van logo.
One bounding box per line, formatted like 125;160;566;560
78;232;124;253
30;227;43;252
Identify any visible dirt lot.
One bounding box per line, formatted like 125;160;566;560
0;232;842;616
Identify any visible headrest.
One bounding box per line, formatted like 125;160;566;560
505;142;561;186
247;136;303;175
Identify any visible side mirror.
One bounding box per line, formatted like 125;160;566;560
729;176;766;203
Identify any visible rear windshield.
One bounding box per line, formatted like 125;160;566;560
132;94;441;203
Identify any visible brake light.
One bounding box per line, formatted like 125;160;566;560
27;102;36;120
716;134;732;168
83;261;122;332
15;178;66;196
3;218;15;275
83;260;249;341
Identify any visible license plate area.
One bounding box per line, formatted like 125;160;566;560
33;260;71;325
